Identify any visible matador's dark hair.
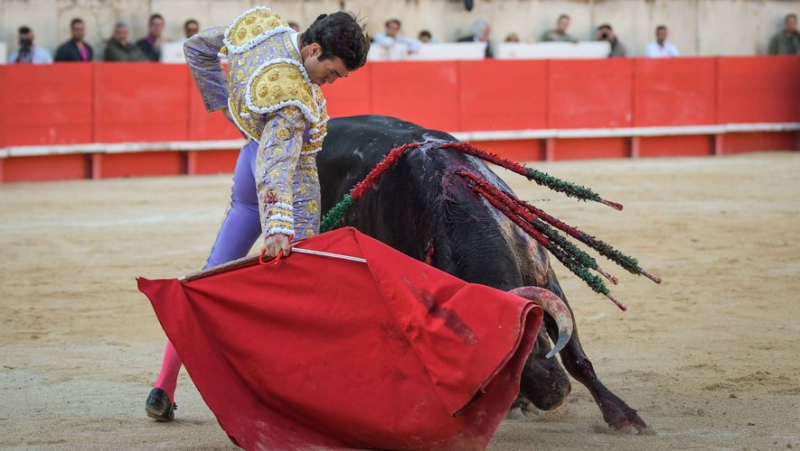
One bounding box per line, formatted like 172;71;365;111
302;12;370;71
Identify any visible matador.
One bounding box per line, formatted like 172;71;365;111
145;7;370;422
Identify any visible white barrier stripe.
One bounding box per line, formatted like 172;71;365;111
1;123;798;158
3;140;248;158
450;122;800;141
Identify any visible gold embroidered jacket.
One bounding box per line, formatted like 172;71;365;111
185;6;328;237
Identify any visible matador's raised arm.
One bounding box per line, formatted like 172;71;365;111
184;26;228;112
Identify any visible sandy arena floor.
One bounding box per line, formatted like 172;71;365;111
1;152;798;450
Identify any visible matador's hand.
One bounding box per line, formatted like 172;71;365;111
261;233;292;258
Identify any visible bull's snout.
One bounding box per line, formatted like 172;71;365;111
520;332;573;411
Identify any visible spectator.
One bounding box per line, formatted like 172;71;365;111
373;19;422;54
457;18;493;58
768;13;799;55
104;21;148;62
183;19;199;40
542;14;578;43
505;32;521;43
288;21;301;33
418;30;434;43
136;13;168;61
645;25;679;57
55;18;94;62
596;24;626;57
7;26;53;64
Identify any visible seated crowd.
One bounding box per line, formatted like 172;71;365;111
5;12;799;64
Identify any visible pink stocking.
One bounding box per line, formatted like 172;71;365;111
153;341;182;401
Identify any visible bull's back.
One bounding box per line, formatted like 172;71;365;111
317;115;551;290
318;115;456;212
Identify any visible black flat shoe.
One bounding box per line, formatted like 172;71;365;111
145;387;176;422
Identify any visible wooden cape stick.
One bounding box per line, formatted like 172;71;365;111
179;247;367;283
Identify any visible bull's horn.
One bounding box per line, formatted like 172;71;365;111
509;286;574;359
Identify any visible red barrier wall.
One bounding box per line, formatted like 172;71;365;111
723;132;798;154
0;57;797;183
0;68;4;149
100;151;184;178
548;59;634;129
633;58;717;126
639;135;713;157
94;64;190;143
554;138;629;161
459;60;548;131
2;58;798;146
3;154;88;183
717;56;800;124
193;150;240;175
0;64;93;146
370;61;460;131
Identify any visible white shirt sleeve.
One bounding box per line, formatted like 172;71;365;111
644;42;658;58
373;33;395;48
668;44;680;57
396;36;422;53
34;47;53;64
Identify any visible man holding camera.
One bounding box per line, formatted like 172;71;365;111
596;24;626;57
7;26;53;64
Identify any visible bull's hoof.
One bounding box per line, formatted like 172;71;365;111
610;413;651;435
505;406;526;421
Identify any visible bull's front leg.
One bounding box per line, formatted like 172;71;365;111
545;282;650;433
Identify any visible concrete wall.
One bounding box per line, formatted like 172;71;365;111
1;0;798;60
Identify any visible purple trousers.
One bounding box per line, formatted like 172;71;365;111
203;139;321;269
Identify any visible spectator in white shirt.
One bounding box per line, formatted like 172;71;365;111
645;25;679;58
8;26;53;64
373;19;422;54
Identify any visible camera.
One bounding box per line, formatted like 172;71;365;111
599;32;609;40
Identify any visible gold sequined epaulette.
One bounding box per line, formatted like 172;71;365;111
246;61;321;124
224;6;290;53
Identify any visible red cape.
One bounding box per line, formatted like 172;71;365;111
138;227;542;450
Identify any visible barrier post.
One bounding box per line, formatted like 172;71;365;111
545;138;555;161
630;136;640;158
186;150;198;175
714;134;724;156
91;153;103;179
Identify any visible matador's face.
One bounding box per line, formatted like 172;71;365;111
302;43;351;86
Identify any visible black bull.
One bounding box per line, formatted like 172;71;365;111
317;115;647;432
